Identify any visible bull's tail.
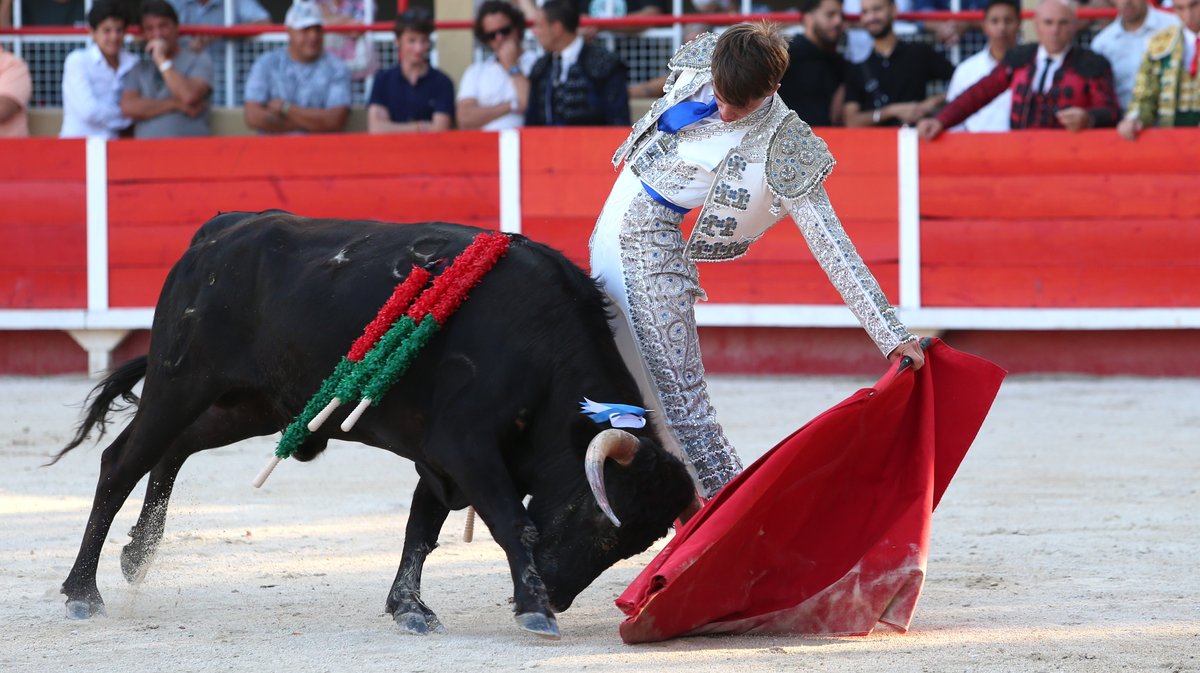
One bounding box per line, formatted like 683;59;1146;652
47;355;148;465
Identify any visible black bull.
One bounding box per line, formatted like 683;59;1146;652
54;211;694;638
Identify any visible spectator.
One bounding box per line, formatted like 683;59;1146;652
457;1;536;131
917;0;1121;138
314;0;378;81
0;41;31;136
526;0;630;126
628;23;709;99
1;0;84;27
168;0;269;58
778;0;848;126
60;0;137;138
243;0;349;134
844;0;954;126
943;0;1020;132
119;0;213;138
367;9;454;133
1091;0;1180;111
1117;0;1200;139
913;0;988;49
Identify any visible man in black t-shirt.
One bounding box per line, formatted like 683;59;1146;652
843;0;954;127
779;0;848;126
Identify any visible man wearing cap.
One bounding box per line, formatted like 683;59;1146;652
243;0;350;134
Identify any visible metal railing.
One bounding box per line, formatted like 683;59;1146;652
1;8;1118;110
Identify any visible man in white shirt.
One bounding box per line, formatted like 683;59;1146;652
944;0;1021;131
457;0;538;130
60;0;137;138
1091;0;1180;110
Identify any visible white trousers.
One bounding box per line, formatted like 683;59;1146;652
589;168;743;497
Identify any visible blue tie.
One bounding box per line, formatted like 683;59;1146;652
657;98;718;134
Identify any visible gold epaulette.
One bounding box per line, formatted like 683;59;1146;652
1147;26;1179;61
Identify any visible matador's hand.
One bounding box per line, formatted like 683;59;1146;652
889;340;926;371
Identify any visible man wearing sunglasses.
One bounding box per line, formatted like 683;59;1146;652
457;0;537;130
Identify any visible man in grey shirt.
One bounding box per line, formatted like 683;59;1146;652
243;0;350;134
120;0;213;138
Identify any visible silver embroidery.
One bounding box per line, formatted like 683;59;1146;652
788;188;915;356
767;113;836;199
616;190;743;497
713;182;750;211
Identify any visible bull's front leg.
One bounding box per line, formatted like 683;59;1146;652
387;478;450;634
435;462;559;639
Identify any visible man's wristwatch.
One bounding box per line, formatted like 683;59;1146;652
158;59;173;73
507;64;521;76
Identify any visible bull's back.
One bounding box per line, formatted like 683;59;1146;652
151;212;607;392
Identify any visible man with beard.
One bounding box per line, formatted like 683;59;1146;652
778;0;848;126
843;0;954;126
243;0;350;134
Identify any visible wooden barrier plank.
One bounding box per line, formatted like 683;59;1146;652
0;222;86;269
109;267;166;308
0;271;87;308
0;139;85;181
921;174;1200;219
0;183;88;227
107;224;197;268
923;218;1200;265
108;175;499;227
922;264;1200;307
919;129;1200;176
106;133;501;181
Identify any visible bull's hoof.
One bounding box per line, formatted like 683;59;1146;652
120;544;156;584
514;612;560;639
65;599;106;620
394;611;446;635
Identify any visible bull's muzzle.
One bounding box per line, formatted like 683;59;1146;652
584;428;640;527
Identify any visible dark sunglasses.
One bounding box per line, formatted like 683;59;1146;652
482;24;514;41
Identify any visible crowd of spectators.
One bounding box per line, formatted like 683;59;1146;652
0;0;1196;139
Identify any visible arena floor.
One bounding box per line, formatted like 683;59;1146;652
1;372;1197;672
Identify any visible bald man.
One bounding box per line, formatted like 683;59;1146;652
917;0;1120;138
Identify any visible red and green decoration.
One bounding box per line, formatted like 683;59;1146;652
252;231;511;487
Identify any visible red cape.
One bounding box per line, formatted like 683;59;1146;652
616;338;1006;643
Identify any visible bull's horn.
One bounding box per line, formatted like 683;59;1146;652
585;428;639;528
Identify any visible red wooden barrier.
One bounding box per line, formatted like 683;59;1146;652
105;132;501;307
0;139;87;309
919;130;1200;308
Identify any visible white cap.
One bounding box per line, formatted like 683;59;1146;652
285;1;323;30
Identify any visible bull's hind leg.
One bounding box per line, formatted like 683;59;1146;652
119;403;284;584
61;386;214;620
386;478;450;635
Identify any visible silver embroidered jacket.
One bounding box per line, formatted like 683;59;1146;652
611;32;915;356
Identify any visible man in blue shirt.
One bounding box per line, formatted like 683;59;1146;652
367;9;455;133
243;0;350;134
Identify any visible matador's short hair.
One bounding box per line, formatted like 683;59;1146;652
711;22;789;109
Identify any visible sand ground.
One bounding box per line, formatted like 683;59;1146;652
1;372;1197;673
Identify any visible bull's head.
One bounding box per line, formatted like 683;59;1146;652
526;429;695;612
